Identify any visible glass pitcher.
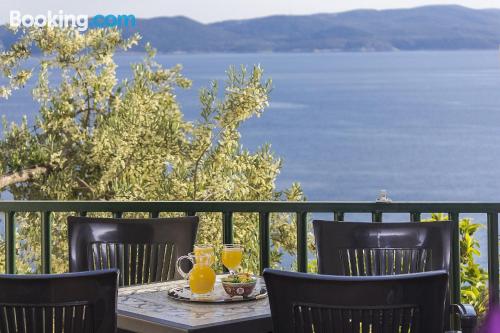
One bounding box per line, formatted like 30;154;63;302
176;252;216;297
193;244;215;266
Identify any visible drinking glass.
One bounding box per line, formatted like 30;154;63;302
221;244;243;275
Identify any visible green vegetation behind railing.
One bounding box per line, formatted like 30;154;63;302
423;213;488;314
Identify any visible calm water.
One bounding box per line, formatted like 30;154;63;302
2;50;500;267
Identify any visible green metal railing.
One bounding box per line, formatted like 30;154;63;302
0;201;499;307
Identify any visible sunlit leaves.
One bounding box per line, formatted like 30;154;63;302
0;27;303;274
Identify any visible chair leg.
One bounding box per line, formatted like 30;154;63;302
460;324;476;333
452;303;477;333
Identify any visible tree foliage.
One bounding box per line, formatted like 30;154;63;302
0;26;303;273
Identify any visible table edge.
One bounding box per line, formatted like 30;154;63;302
117;308;271;332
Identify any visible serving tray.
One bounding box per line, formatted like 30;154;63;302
167;283;267;303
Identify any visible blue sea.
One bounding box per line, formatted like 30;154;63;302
2;50;500;267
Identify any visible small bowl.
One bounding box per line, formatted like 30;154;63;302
221;275;257;297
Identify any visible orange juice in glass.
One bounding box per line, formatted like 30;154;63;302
176;252;216;297
193;244;215;266
222;244;243;274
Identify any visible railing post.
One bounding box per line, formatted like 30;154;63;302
448;212;460;329
79;211;87;217
334;212;344;221
5;212;15;274
149;211;160;218
41;211;52;274
488;212;499;305
112;212;123;218
372;212;382;223
296;212;308;273
223;212;233;245
185;211;196;217
410;212;421;222
259;212;270;273
222;211;234;273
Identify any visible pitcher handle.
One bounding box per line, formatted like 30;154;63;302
176;255;192;280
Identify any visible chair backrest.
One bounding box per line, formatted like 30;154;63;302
313;220;451;276
264;268;448;333
0;269;118;333
68;216;199;286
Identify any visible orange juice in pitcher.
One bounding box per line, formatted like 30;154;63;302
176;252;216;296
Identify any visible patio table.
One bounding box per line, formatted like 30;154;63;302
117;276;272;333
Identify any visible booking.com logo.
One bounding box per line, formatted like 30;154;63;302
9;10;136;32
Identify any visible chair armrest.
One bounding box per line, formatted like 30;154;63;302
451;303;477;333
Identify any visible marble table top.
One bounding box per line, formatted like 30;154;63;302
117;276;271;333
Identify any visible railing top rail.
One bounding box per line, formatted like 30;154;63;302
0;201;500;213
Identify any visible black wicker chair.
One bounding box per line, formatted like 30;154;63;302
0;269;118;333
264;268;449;333
313;220;477;333
68;216;199;286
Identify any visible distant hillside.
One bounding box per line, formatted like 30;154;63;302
3;5;500;52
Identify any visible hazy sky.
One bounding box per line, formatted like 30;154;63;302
2;0;500;23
